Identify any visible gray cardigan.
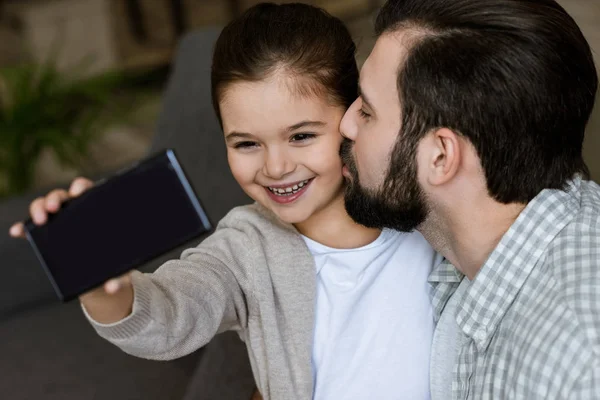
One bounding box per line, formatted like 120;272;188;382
84;204;317;400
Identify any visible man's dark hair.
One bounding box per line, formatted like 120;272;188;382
376;0;598;203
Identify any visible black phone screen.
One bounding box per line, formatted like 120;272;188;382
25;149;212;302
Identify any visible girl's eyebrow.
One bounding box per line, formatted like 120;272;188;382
286;120;326;132
225;132;254;142
225;120;326;142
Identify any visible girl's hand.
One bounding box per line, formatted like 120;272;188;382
9;176;134;315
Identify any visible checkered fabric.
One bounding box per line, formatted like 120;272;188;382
429;177;600;399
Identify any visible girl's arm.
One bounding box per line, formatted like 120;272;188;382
82;226;254;361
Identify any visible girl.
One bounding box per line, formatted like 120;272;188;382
10;3;438;399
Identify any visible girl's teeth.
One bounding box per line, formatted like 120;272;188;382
268;179;310;196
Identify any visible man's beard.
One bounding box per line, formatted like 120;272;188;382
339;138;428;232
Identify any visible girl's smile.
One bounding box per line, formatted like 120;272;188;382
264;178;314;204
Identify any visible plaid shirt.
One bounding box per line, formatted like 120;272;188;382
429;177;600;399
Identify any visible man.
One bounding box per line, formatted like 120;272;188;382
340;0;599;398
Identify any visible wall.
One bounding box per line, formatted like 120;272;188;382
557;0;600;180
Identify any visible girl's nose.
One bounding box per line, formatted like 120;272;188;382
263;148;295;179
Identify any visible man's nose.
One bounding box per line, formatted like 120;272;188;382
340;99;359;141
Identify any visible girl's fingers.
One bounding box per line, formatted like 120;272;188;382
9;223;25;238
104;274;132;295
29;197;48;225
69;177;94;197
45;189;70;213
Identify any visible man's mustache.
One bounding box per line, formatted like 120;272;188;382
339;138;354;165
339;138;359;184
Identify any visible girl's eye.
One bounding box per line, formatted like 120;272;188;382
291;133;316;142
234;141;259;149
358;108;371;119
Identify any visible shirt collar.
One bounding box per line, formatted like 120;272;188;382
456;177;582;351
428;258;464;322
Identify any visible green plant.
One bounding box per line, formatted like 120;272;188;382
0;60;134;198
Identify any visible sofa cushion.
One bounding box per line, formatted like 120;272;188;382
151;27;252;224
0;300;201;400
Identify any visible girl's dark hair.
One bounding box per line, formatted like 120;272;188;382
211;2;358;126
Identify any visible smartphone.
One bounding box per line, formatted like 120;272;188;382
24;149;212;302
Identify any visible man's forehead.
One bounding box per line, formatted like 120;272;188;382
360;33;410;102
376;32;416;65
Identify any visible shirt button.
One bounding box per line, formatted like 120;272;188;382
474;329;485;341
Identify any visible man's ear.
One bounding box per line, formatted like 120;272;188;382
423;128;460;187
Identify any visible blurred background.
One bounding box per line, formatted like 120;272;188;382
0;0;598;199
0;0;384;200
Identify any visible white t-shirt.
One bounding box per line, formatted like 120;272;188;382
302;229;439;400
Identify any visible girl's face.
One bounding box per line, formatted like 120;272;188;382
220;74;346;226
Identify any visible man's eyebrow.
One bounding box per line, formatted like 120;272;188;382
225;132;254;142
286;120;326;132
358;84;375;111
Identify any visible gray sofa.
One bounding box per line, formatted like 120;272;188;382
0;28;256;400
